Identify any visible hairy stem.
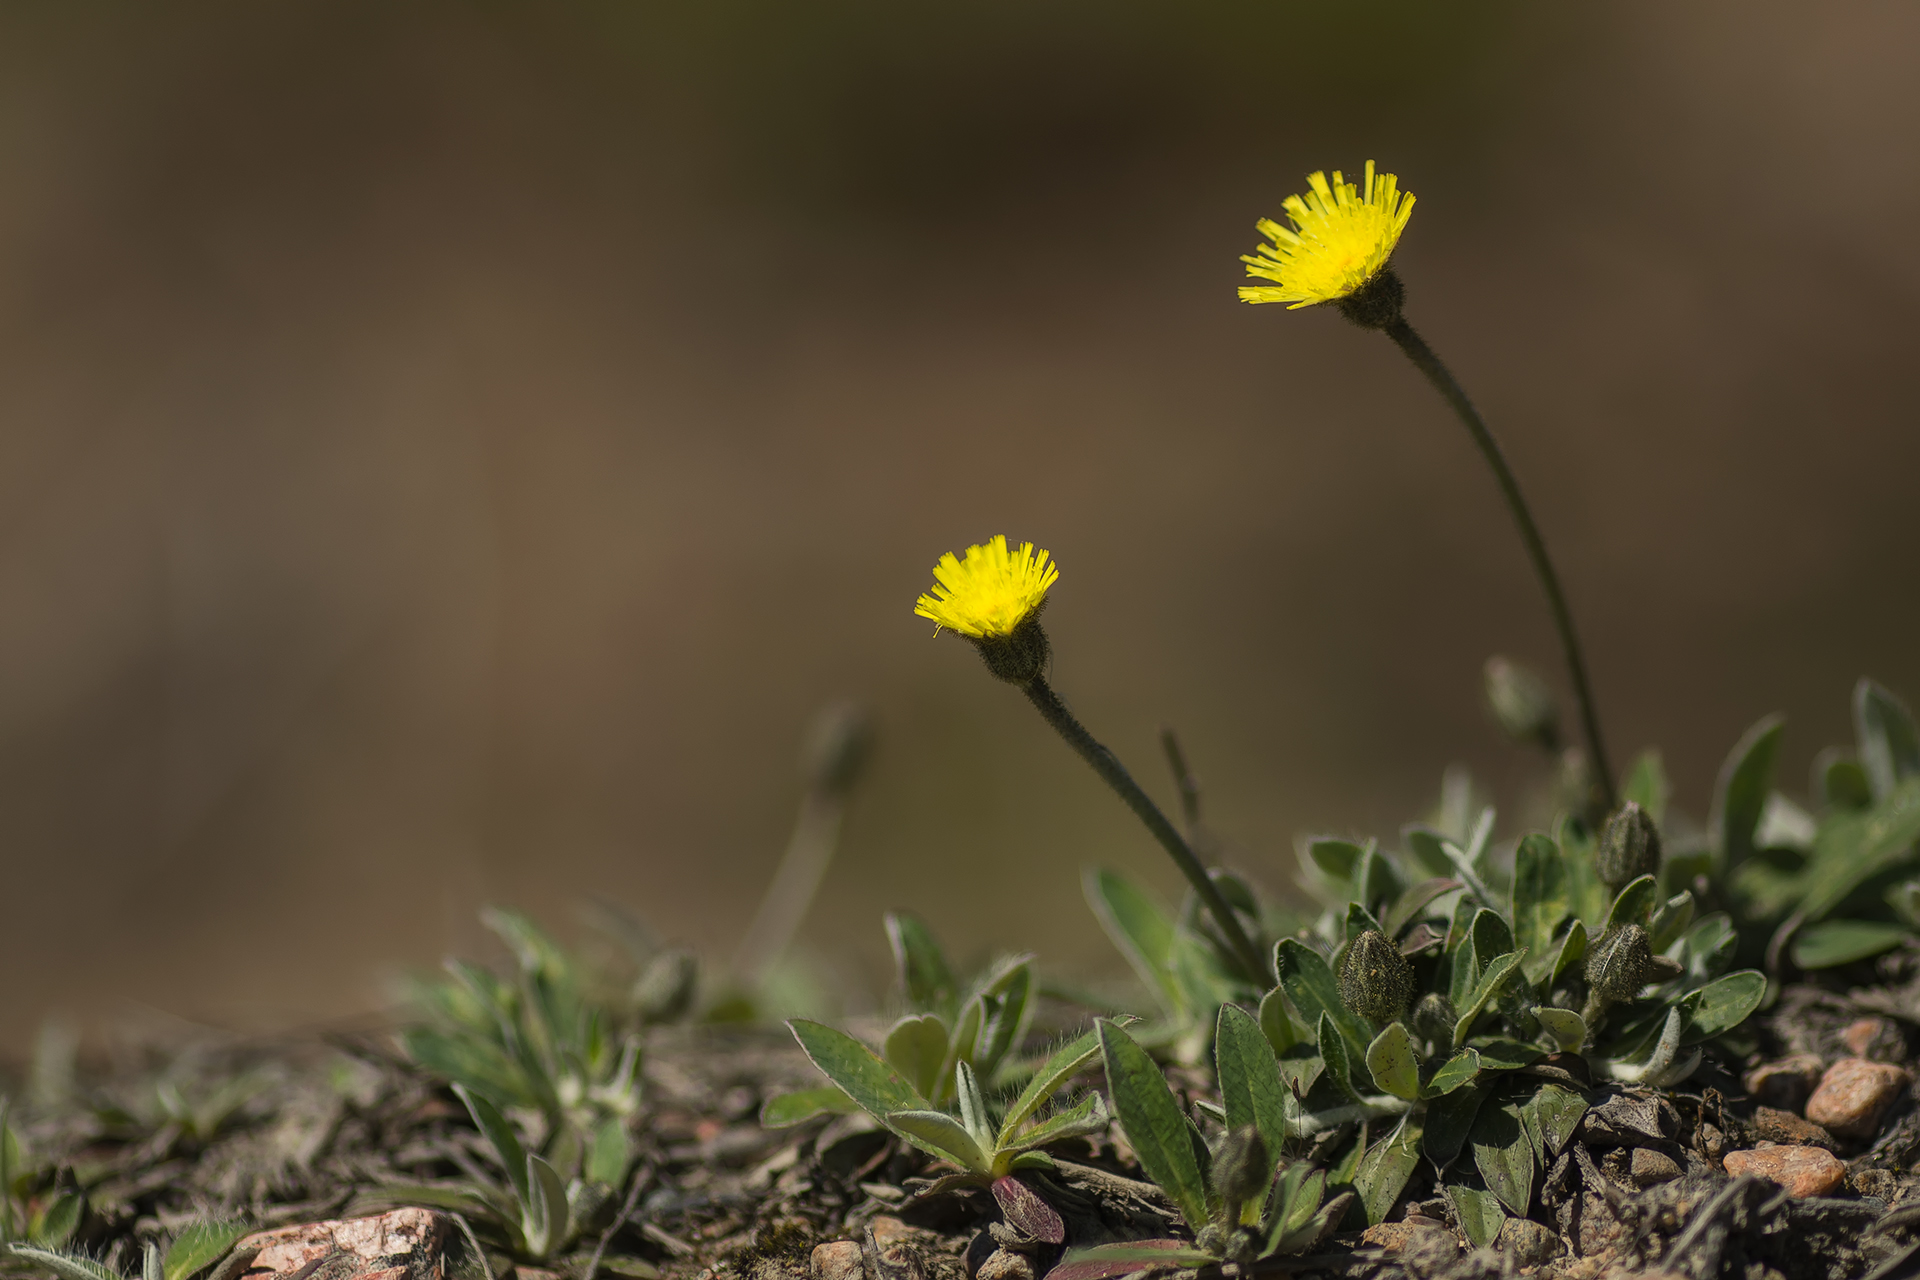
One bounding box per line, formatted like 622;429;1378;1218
1384;318;1616;811
1024;676;1272;985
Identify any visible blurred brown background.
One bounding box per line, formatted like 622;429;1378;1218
3;1;1918;1045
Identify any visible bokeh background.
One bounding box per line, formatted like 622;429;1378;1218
4;1;1919;1046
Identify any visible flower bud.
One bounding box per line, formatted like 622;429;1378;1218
1484;656;1560;750
801;701;875;796
1210;1125;1271;1218
1596;801;1662;890
1410;992;1457;1046
1338;929;1414;1024
1585;925;1653;1002
975;615;1051;685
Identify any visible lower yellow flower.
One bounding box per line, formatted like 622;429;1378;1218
914;535;1058;639
1238;161;1414;309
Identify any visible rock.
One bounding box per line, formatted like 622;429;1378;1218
237;1209;453;1280
1698;1123;1729;1161
1806;1058;1912;1141
1852;1166;1900;1199
1360;1222;1458;1257
1629;1148;1683;1186
868;1219;911;1251
1744;1054;1827;1112
1360;1222;1415;1250
812;1242;866;1280
1842;1018;1906;1063
1722;1146;1847;1198
1749;1106;1836;1149
1494;1218;1559;1267
973;1252;1032;1280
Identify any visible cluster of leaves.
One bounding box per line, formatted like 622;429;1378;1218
2;1100;81;1254
1715;679;1920;971
6;1222;253;1280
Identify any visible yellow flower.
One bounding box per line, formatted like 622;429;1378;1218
1238;161;1415;309
914;535;1058;639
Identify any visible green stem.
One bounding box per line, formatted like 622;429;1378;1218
1383;318;1616;812
1023;675;1272;986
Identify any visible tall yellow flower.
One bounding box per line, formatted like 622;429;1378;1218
1238;161;1415;309
914;535;1058;639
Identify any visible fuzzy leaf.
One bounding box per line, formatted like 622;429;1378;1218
1452;950;1526;1048
1423;1049;1480;1098
1857;680;1920;802
1084;870;1182;1016
522;1153;571;1259
1316;1013;1364;1106
886;912;956;1012
991;1176;1065;1244
1712;714;1784;870
1424;1082;1488;1170
163;1222;249;1280
1351;1112;1422;1226
453;1084;530;1208
760;1086;859;1127
1647;893;1695;954
787;1020;935;1147
885;1015;952;1101
1679;970;1767;1042
1216;1004;1290;1165
1622;751;1672;825
1533;1008;1586;1053
587;1116;630;1187
1097;1020;1208;1231
1384;878;1463;939
1510;835;1570;963
1470;1087;1535;1218
1003;1093;1106;1155
6;1248;124;1280
1257;987;1299;1054
1603;876;1660;933
1363;1024;1421;1103
1445;1181;1507;1248
1050;1242;1215;1280
1525;1084;1588;1159
1265;1164;1326;1254
1791;920;1909;969
886;1110;987;1173
999;1030;1101;1140
1275;939;1366;1060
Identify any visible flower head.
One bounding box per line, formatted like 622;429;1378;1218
914;535;1058;639
1239;161;1415;310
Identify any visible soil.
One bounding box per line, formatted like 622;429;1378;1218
11;978;1920;1280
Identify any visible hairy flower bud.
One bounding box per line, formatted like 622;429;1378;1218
1339;929;1414;1024
1484;656;1560;750
1410;992;1457;1046
1210;1125;1271;1218
1596;801;1662;890
1586;925;1654;1002
975;615;1051;685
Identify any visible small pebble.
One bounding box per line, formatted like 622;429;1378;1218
869;1218;911;1250
811;1242;865;1280
1806;1058;1912;1141
1749;1106;1835;1149
974;1251;1034;1280
1494;1218;1559;1267
1630;1147;1683;1186
1743;1054;1827;1112
1722;1146;1846;1198
1842;1018;1907;1063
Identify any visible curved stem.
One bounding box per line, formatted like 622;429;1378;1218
1023;676;1273;986
1384;318;1616;812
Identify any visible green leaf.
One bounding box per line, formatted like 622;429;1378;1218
885;1111;987;1173
1097;1019;1209;1231
1444;1181;1507;1248
1424;1080;1487;1169
481;908;570;984
522;1153;571;1259
999;1030;1101;1140
1711;714;1784;871
886;912;956;1012
1003;1093;1107;1155
1526;920;1586;993
760;1086;858;1127
1524;1084;1588;1159
1351;1112;1422;1226
587;1116;630;1186
884;1015;952;1101
453;1084;530;1208
1344;902;1386;943
6;1247;124;1280
1304;839;1365;899
1257;987;1299;1054
1683;914;1738;980
1857;680;1920;802
1679;970;1767;1042
974;959;1036;1076
1470;1086;1535;1217
1383;877;1463;939
1401;827;1458;879
1452;950;1526;1048
1084;870;1183;1017
1603;876;1660;933
164;1222;249;1280
1051;1242;1216;1280
1533;1008;1586;1053
1823;752;1874;810
1363;1024;1420;1103
1465;1038;1541;1071
1647;892;1695;954
1422;1049;1480;1098
1316;1013;1363;1106
1216;1004;1290;1165
787;1020;934;1144
1274;940;1366;1060
1621;751;1672;826
29;1193;83;1249
1791;920;1910;969
955;1061;990;1147
143;1243;162;1280
1268;1164;1324;1248
1798;778;1920;922
1509;835;1570;962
